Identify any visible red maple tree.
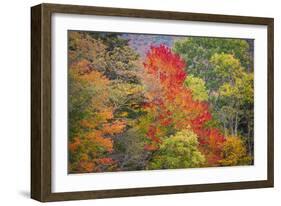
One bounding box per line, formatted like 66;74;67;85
142;45;225;165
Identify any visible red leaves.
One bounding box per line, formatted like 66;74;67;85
191;111;212;128
144;45;186;90
78;161;95;172
205;153;222;166
144;125;162;151
191;111;213;145
147;125;161;143
143;45;226;165
210;128;225;145
160;118;172;127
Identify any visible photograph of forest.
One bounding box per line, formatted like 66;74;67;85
68;30;254;173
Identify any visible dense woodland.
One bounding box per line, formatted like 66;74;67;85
68;31;254;173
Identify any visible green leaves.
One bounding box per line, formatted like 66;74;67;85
219;72;253;104
210;53;243;82
148;128;205;169
173;36;254;158
184;75;208;101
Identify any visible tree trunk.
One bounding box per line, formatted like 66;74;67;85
230;117;234;136
223;121;227;137
234;111;238;136
247;120;252;156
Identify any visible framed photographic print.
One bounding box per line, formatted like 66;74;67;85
31;3;274;202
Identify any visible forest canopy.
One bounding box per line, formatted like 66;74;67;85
68;31;254;173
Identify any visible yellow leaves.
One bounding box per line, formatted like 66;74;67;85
79;70;109;85
69;67;110;95
125;84;143;95
71;59;92;74
184;75;208;101
69;31;107;66
219;71;254;105
211;53;243;79
69;31;145;173
79;119;95;129
80;154;89;161
219;83;235;97
99;109;114;121
119;111;128;117
225;136;246;155
110;83;144;103
79;109;115;131
219;136;252;166
69;67;127;172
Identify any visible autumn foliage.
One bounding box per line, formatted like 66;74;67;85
68;31;253;173
68;66;125;173
142;45;225;165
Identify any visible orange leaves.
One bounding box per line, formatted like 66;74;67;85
142;46;187;134
69;137;81;152
72;59;92;74
99;109;114;121
142;45;211;142
146;125;161;143
79;161;95;172
205;153;222;166
87;132;113;152
68;33;249;172
191;110;213;145
143;125;162;151
102;120;126;136
80;154;89;161
144;144;159;151
191;110;212;127
97;158;115;165
192;113;225;165
208;128;225;165
68;67;125;173
77;158;116;173
209;128;225;149
79;119;96;129
143;46;211;129
79;69;110;86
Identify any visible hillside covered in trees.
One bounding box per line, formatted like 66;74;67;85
68;31;254;173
